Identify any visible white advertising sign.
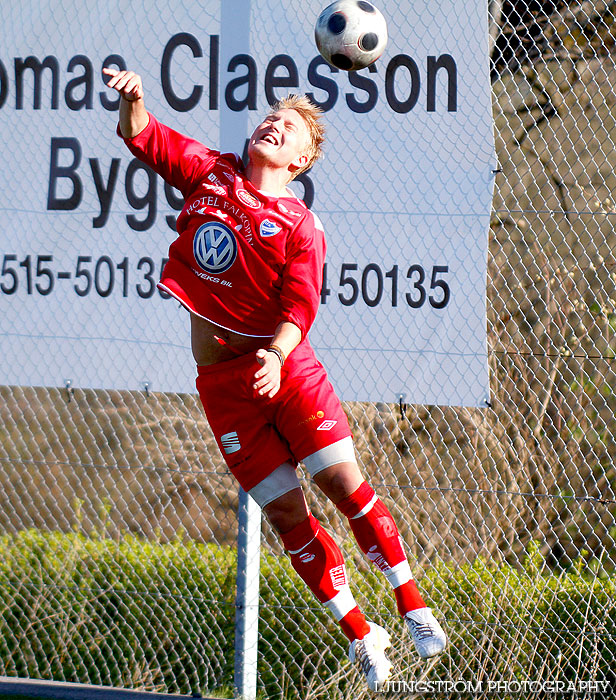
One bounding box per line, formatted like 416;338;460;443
0;0;495;406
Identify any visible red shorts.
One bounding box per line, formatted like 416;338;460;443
196;338;352;491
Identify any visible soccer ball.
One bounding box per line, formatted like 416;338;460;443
314;0;388;72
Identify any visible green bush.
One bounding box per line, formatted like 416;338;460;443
421;544;616;694
0;531;614;700
0;530;236;694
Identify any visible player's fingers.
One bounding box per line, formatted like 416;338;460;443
113;71;140;94
253;373;266;388
254;366;267;380
255;370;279;391
253;352;278;379
265;383;280;398
254;374;273;391
106;74;127;91
124;77;143;99
256;382;271;395
104;69;132;89
126;73;142;90
104;73;121;89
114;73;135;91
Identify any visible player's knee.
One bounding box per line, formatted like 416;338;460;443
313;461;364;503
263;488;309;534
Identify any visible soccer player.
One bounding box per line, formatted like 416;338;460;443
104;67;447;691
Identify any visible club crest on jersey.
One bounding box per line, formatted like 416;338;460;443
236;189;261;209
259;219;282;237
193;221;237;274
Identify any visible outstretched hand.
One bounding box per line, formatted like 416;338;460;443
102;68;144;102
253;349;282;398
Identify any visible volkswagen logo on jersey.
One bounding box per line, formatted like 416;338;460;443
193;222;237;274
259;219;282;237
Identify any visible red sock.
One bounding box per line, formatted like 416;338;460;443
280;514;370;641
337;481;426;615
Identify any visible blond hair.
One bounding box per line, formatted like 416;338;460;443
268;94;325;179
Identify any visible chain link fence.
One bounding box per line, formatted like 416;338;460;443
1;1;616;699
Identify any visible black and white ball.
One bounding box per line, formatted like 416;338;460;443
315;0;388;72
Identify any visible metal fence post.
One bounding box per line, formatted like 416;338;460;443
234;488;262;700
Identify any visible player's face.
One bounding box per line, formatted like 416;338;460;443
248;108;310;174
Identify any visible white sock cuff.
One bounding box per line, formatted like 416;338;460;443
323;585;357;621
385;560;413;588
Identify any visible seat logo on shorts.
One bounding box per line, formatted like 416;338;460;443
221;431;241;454
193;221;237;274
317;420;337;431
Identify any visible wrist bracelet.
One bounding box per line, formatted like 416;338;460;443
266;345;285;367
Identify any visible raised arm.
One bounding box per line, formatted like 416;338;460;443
102;68;149;138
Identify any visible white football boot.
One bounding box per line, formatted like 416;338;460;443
404;607;448;658
348;622;393;691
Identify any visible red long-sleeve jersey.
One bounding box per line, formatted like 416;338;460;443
119;114;325;338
